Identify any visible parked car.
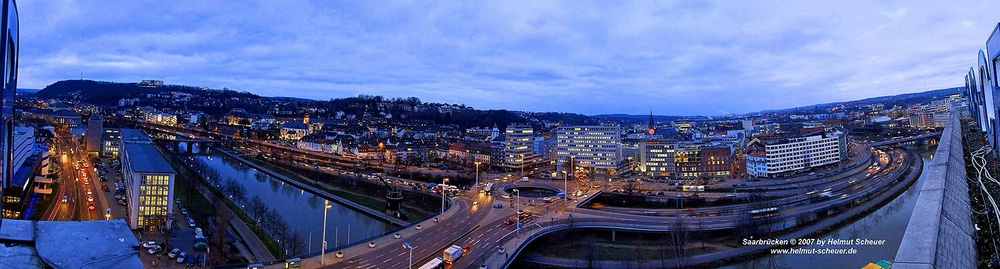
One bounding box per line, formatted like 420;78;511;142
147;246;163;255
142;241;157;249
168;248;181;258
176;252;187;263
188;219;196;227
186;255;195;267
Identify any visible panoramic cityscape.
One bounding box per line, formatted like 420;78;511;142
0;1;998;269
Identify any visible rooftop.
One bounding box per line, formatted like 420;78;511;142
0;219;143;269
124;143;175;174
121;129;175;174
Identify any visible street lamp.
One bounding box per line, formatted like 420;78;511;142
513;189;521;236
441;178;450;215
520;154;525;179
403;242;415;269
321;200;332;265
474;161;481;188
562;171;568;202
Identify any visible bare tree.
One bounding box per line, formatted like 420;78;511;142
247;196;268;221
584;234;596;269
213;200;232;265
230;182;247;206
286;231;307;256
669;210;689;268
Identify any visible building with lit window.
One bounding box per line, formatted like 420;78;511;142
640;140;733;180
101;128;121;158
144;112;176;126
745;130;843;178
556;125;621;173
120;129;175;231
504;124;535;168
638;139;676;178
85;114;103;154
3;127;39;219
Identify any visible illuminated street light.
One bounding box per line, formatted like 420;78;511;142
321;200;332;265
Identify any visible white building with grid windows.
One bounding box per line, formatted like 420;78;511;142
745;131;842;178
120;129;176;230
504;124;536;168
556;125;622;173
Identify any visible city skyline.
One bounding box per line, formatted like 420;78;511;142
17;1;996;115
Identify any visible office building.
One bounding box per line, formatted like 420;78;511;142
638;139;676;178
120;129;175;231
908;104;949;128
504;124;535;168
745;131;843;178
101;128;121;158
556;125;622;173
3;127;37;219
85;114;103;154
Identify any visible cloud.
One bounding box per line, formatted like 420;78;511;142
14;0;998;115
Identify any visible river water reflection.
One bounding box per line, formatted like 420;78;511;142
188;150;396;253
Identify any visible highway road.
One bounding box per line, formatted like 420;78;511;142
43;131;125;222
589;148;900;218
331;193;493;269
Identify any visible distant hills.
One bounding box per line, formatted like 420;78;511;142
590;114;704;123
28;79;964;123
597;86;964;120
756;87;963;115
32;80;257;106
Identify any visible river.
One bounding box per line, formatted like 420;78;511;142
184;148;396;253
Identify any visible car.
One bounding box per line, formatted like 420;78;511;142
87;190;92;195
175;198;181;204
472;201;478;206
142;241;157;249
197;255;204;266
61;196;68;203
181;209;188;215
83;179;89;185
186;255;196;267
503;219;515;225
88;203;96;211
188;219;196;227
87;196;93;202
168;248;181;258
147;245;163;255
176;252;187;263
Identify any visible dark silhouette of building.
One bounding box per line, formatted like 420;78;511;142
0;0;18;229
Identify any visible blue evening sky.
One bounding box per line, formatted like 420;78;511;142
16;1;999;115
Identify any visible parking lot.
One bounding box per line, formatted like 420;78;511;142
140;198;211;267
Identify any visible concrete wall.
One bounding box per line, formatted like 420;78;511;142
895;111;977;269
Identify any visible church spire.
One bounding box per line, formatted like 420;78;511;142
647;109;656;136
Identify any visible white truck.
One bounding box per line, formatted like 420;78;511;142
442;245;463;263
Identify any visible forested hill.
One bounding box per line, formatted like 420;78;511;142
33;80;257;106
